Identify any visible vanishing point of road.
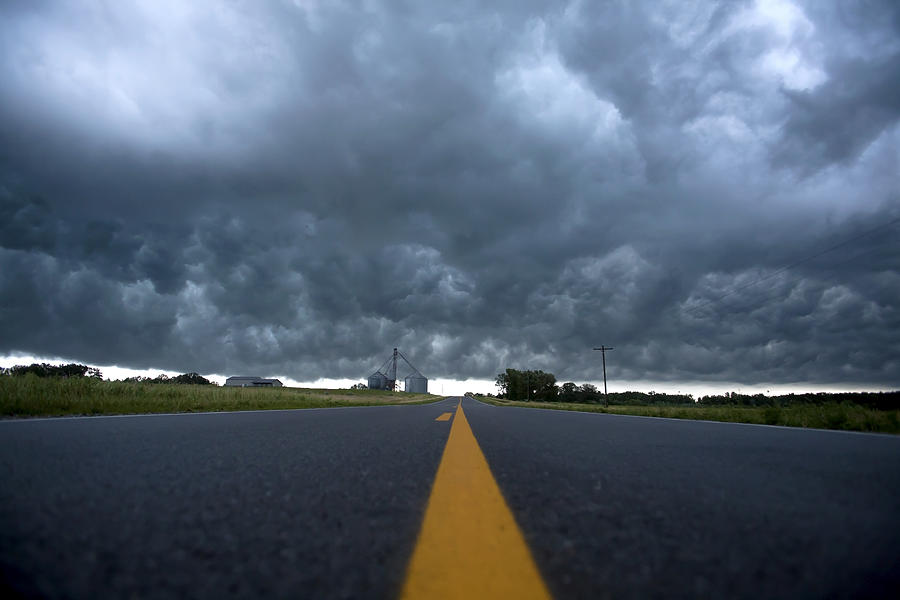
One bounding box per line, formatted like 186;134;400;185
1;397;898;598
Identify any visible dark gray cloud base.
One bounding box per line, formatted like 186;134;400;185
1;0;898;386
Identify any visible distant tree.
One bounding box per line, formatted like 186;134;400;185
530;370;558;401
350;383;368;390
560;382;577;402
495;371;510;398
496;369;558;401
171;372;213;385
121;373;214;385
3;363;102;379
602;390;694;406
578;383;600;403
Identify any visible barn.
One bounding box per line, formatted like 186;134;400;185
224;376;283;387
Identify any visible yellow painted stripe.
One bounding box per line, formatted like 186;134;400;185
401;403;552;600
435;412;453;421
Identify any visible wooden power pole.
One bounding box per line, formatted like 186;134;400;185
593;346;614;407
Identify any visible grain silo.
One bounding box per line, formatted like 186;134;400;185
404;373;428;394
367;371;389;390
367;348;427;393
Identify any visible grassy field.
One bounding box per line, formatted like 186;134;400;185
480;397;900;434
6;375;897;433
0;375;440;418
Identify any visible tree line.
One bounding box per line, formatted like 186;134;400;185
495;369;559;401
697;391;900;410
1;363;215;385
494;369;694;404
494;368;899;409
121;372;214;385
0;363;102;379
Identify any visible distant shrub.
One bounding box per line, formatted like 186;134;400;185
121;372;214;385
698;391;900;410
763;406;781;425
0;363;102;379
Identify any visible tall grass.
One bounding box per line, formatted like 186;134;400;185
0;375;439;417
482;398;900;434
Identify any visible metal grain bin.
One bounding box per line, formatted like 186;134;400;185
404;374;428;394
368;372;388;390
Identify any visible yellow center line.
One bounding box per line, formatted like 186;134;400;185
435;413;453;421
401;402;553;600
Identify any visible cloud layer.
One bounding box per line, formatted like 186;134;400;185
1;0;898;386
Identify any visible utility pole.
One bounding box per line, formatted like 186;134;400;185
593;346;614;407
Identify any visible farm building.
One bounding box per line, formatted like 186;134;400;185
367;371;390;390
224;376;283;387
367;348;427;393
404;373;428;394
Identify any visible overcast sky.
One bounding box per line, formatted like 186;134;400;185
1;0;898;391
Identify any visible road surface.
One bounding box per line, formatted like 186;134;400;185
1;397;898;598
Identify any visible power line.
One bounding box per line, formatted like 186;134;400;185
685;216;900;317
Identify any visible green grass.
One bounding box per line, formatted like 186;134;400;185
7;375;896;433
479;397;900;434
0;375;441;418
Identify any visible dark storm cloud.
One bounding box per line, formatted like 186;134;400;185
1;0;898;387
776;52;900;169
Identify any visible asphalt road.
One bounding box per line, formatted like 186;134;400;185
2;397;899;598
463;399;900;599
0;400;457;599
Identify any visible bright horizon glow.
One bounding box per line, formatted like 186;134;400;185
1;353;895;398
